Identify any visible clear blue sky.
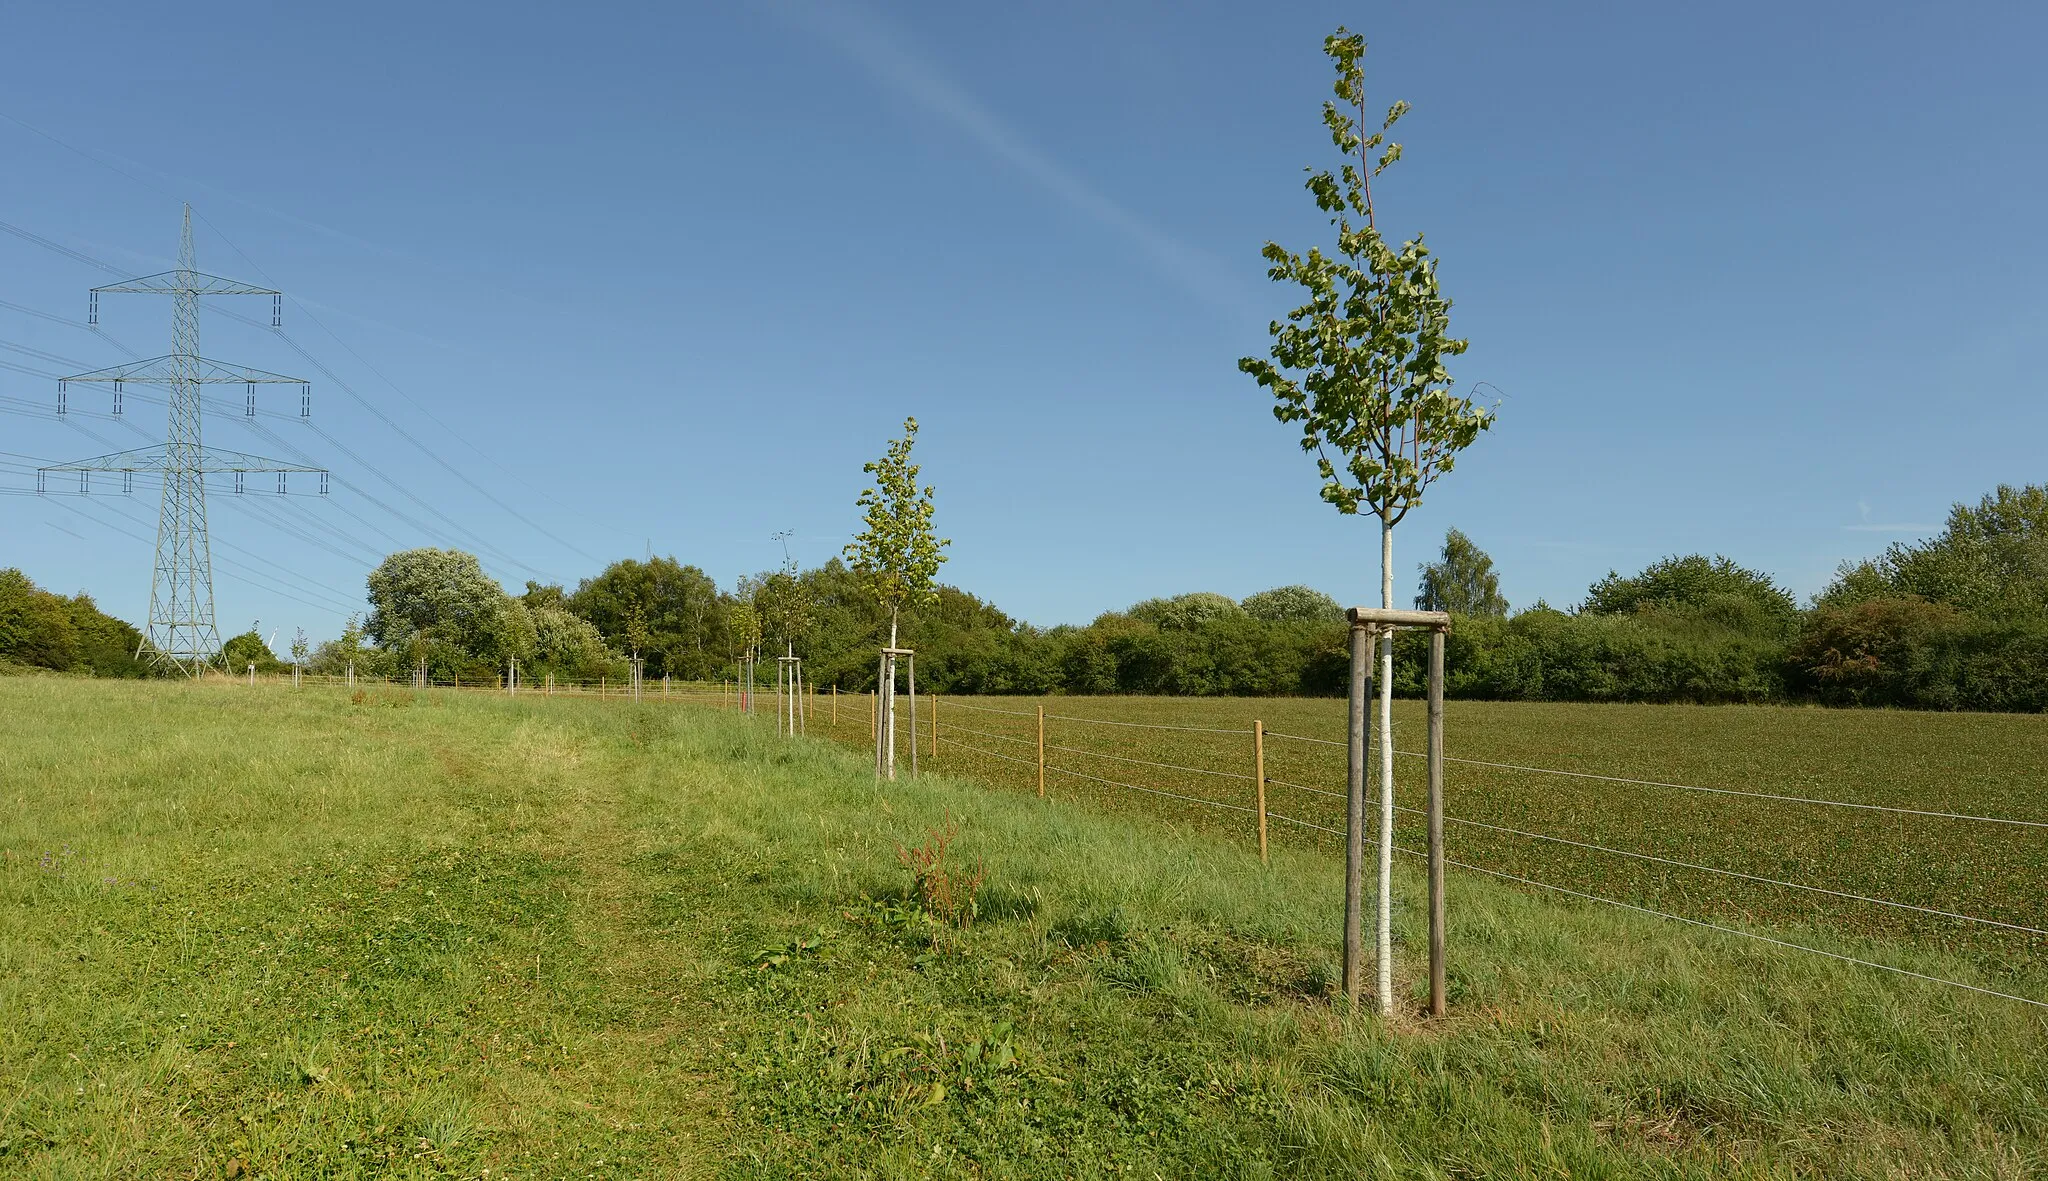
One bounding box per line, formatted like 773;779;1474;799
2;1;2043;646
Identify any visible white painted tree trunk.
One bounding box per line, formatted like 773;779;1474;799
884;609;900;780
1377;515;1396;1015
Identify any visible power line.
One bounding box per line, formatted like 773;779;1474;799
91;495;363;615
52;496;354;618
3;208;572;583
210;282;604;568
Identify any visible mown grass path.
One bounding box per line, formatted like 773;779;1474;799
4;680;2046;1178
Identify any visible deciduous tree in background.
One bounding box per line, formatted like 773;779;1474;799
1821;484;2048;619
1239;28;1495;1012
1416;528;1509;617
846;417;950;777
365;548;535;680
1242;585;1344;624
565;557;724;680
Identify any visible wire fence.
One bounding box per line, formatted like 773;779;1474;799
258;675;2048;1012
845;691;2048;1013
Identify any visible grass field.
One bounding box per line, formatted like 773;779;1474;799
5;679;2047;1177
783;691;2048;979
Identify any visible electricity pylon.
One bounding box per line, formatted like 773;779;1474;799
38;205;326;677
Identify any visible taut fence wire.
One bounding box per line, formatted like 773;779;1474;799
268;673;2048;1012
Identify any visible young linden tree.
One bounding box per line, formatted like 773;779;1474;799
1238;28;1494;1014
845;417;950;650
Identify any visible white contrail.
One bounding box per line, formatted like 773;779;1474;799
764;0;1257;319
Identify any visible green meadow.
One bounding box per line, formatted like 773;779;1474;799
3;678;2045;1178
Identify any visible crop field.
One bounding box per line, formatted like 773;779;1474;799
6;677;2048;1177
796;691;2048;980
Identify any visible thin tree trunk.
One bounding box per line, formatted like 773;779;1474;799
1377;514;1396;1015
884;607;899;780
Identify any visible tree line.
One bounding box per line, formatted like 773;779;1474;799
6;482;2044;713
308;479;2048;714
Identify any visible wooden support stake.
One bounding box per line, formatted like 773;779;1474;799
930;696;938;767
908;654;918;778
1254;720;1268;864
1344;622;1372;1007
1428;628;1447;1018
833;684;838;726
1036;704;1046;798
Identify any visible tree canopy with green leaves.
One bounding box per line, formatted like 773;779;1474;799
563;557;724;679
221;629;286;674
1129;592;1244;631
845;417;949;647
1584;554;1797;619
0;568;149;677
1238;29;1493;551
365;548;535;676
1416;528;1508;617
1821;484;2048;618
751;566;814;655
1242;585;1344;624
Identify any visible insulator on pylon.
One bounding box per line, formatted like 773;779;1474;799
122;471;133;494
246;382;256;417
272;294;282;329
57;385;66;416
79;471;89;494
277;472;287;495
234;472;245;495
89;291;98;326
36;471;45;494
300;384;310;417
319;471;329;496
113;385;123;415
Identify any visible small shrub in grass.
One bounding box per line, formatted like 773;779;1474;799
896;813;984;928
1050;907;1130;949
1104;938;1188;995
753;931;831;972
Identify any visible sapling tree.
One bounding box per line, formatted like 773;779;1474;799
753;560;815;733
728;597;761;699
845;417;949;776
1239;28;1494;1013
846;417;949;650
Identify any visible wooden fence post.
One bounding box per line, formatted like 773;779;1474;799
1254;720;1268;864
1428;627;1447;1018
1344;620;1372;1008
1036;704;1046;798
931;696;938;767
832;684;838;726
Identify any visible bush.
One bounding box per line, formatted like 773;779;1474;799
0;569;149;677
1788;598;2048;712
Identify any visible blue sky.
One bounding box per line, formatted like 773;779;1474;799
2;0;2043;643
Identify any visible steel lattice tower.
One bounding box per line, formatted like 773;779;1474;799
40;206;325;677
